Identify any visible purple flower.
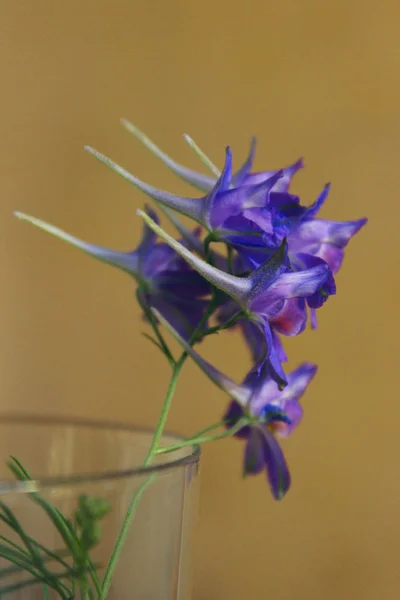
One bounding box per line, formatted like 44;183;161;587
85;131;364;332
86;127;366;282
225;180;365;331
14;207;210;340
288;216;367;275
85;144;287;250
223;362;317;499
139;210;331;387
154;308;317;500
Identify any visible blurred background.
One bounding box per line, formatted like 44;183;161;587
0;1;398;598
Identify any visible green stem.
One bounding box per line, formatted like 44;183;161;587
227;245;234;274
156;419;248;455
155;420;225;457
100;276;222;598
202;309;244;338
6;457;100;596
99;356;187;599
184;420;226;441
145;356;187;465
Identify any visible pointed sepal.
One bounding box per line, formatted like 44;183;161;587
138;209;252;304
13;212;140;276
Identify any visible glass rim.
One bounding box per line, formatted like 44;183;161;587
0;414;201;494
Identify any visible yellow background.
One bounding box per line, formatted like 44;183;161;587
1;1;398;598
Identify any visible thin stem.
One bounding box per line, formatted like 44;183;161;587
85;559;102;597
88;587;96;600
145;357;187;465
6;457;97;596
0;542;71;579
0;500;44;569
202;310;243;338
101;250;222;598
71;568;76;599
80;587;89;600
0;520;71;599
0;577;66;598
155;420;227;456
98;475;154;600
185;420;226;441
0;534;30;558
7;458;80;558
203;234;215;265
227;245;234;275
141;332;164;353
0;544;69;600
100;356;186;599
156;419;248;455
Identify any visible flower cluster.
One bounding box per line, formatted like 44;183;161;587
15;123;366;499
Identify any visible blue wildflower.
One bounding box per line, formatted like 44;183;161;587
85;144;286;251
139;210;331;387
154;308;317;500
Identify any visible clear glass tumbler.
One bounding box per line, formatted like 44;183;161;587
0;415;200;600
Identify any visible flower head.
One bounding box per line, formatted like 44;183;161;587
139;209;331;387
86;127;364;335
224;361;317;499
154;308;317;499
85;144;289;251
14;207;210;340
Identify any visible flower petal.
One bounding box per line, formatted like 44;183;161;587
270;298;307;336
294;253;336;308
248;263;330;316
291;217;367;247
248;320;288;390
261;428;291;500
244;429;266;476
231;137;257;187
270;363;317;437
301;183;331;220
263;321;288;389
288;217;367;273
242;364;279;414
271;330;288;362
282;362;318;403
310;307;318;329
272;400;303;438
208;171;282;231
241;158;304;193
224;401;251;439
240;319;266;364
